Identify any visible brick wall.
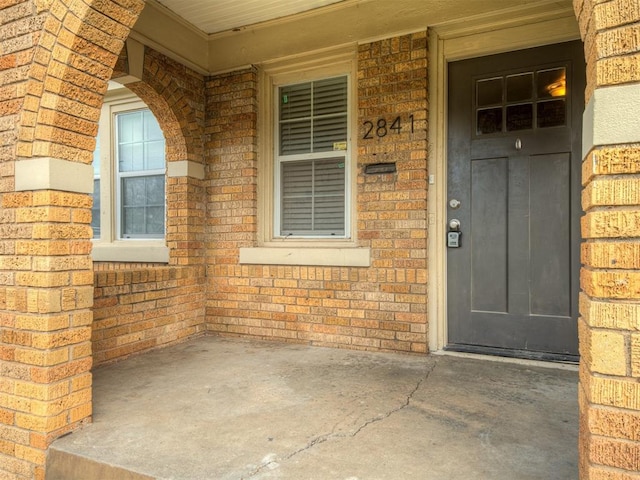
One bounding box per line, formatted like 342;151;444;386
575;0;640;478
92;265;205;366
205;32;429;353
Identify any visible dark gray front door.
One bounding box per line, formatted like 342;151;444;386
446;41;584;360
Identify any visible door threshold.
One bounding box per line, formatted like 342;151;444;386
435;345;579;371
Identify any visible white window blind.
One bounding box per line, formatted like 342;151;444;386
277;76;348;237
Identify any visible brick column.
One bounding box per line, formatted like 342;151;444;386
1;188;94;479
576;0;640;477
0;1;144;478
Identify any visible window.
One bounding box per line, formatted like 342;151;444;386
276;76;348;237
241;50;369;267
116;109;165;238
475;66;568;136
91;84;169;263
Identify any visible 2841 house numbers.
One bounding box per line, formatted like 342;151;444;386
362;114;415;139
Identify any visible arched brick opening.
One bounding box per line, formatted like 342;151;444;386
90;42;207;366
1;2;144;478
574;1;640;478
115;45;207;265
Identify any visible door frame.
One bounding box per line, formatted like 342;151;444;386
427;4;582;353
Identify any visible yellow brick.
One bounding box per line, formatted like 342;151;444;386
15;314;69;332
15;272;69;288
580;294;640;330
582;210;640;239
14;347;69;367
588;376;640;410
32;191;92;208
15;207;71;223
15;411;67;432
70;372;92;392
632;334;640;377
14;443;46;465
583;177;640;209
596;53;640;88
582;241;640;269
589;436;640;472
32;256;92;271
72;270;94;286
31;327;91;349
589;406;640;441
590;330;628;376
587;146;640;178
14;381;69;401
71;342;91;360
32;224;92;240
15;240;71;256
69;401;92;424
581;269;640;299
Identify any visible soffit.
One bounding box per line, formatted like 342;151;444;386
153;0;348;35
132;0;578;74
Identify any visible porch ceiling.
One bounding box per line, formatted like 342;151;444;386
133;0;578;74
153;0;348;35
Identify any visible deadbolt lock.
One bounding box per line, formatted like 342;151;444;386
447;219;461;248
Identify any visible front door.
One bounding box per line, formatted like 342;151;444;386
446;41;585;360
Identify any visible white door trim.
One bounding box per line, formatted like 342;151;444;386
427;8;581;353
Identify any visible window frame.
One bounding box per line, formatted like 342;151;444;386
274;74;350;238
114;108;167;240
243;47;370;267
257;51;358;248
91;85;169;263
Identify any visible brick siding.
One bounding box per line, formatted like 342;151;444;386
205;33;429;353
92;265;205;366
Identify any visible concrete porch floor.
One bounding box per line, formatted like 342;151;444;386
46;336;578;480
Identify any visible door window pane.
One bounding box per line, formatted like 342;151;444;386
507;103;533;131
537;68;566;99
477;108;503;135
537;99;566;128
477;77;503;107
507;73;533;102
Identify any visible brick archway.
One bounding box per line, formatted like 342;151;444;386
1;1;144;478
113;45;206;265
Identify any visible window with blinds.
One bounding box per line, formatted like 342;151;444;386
277;76;348;236
116;109;166;239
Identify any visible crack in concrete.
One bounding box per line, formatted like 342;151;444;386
243;360;438;479
348;360;437;438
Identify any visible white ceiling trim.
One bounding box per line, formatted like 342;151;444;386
153;0;350;35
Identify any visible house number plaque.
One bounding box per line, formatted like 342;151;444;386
362;115;415;139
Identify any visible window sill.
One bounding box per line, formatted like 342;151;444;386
239;247;370;267
92;242;169;263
